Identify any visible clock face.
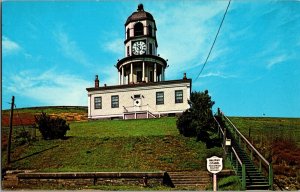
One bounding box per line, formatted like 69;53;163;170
132;41;147;55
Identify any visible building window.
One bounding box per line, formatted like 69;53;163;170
148;25;152;36
111;95;119;108
156;91;164;105
127;28;130;39
149;43;152;55
134;94;141;99
134;22;144;36
94;97;102;109
175;90;183;103
127;46;130;56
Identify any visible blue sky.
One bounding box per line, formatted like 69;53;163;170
2;0;300;117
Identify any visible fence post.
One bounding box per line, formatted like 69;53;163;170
259;159;262;172
242;164;246;190
269;164;273;190
7;96;15;166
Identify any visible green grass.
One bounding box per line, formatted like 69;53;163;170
3;117;225;173
68;117;178;138
228;117;300;146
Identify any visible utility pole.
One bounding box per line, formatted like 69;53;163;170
7;96;15;166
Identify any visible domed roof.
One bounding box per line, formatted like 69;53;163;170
125;4;155;25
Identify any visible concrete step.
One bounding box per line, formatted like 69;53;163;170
167;171;210;188
246;184;270;190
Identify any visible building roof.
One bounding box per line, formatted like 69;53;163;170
86;79;192;92
125;4;155;25
116;54;167;69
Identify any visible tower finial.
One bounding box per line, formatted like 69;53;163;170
137;4;144;11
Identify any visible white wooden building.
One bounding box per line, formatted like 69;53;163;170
86;4;192;119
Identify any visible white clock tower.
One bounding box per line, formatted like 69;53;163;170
117;4;167;85
86;4;191;120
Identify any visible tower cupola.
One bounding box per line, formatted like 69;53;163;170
116;4;167;85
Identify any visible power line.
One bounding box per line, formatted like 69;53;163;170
195;0;231;81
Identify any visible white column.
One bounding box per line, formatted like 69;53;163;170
121;66;124;85
142;61;145;82
154;63;157;82
118;70;121;85
130;63;133;83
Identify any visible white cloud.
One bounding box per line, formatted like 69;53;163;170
267;54;288;69
101;66;119;86
2;36;21;56
154;2;228;79
6;69;90;106
54;30;92;67
104;38;124;56
200;71;236;79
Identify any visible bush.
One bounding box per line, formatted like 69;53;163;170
15;130;31;146
176;90;218;147
176;111;196;137
35;112;70;140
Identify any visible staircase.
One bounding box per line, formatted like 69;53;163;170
230;139;269;190
168;171;210;189
123;110;158;119
2;170;24;189
214;111;273;190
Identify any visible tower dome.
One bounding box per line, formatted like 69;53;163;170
125;4;155;25
117;4;166;85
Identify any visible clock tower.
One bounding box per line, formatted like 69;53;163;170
116;4;167;85
86;3;192;120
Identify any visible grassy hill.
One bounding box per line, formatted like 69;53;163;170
2;107;300;189
2;117;224;172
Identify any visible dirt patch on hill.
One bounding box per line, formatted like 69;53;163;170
259;139;300;190
2;112;87;127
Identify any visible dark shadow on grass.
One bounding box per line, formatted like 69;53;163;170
62;136;74;140
12;145;59;163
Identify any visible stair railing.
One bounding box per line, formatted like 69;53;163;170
222;113;273;189
231;147;246;190
213;116;227;154
147;104;160;118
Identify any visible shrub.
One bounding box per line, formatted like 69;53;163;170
35;112;70;140
176;111;196;137
176;90;218;147
15;130;31;146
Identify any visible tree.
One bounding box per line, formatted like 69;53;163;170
176;90;218;147
35;112;70;140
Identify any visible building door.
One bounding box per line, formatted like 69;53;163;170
137;71;142;82
149;71;153;82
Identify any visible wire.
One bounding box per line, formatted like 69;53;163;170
195;0;231;81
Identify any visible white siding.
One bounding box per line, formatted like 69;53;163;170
87;82;190;119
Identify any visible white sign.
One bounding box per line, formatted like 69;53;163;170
225;139;231;146
207;156;223;174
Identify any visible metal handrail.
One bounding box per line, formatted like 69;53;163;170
223;114;270;166
231;147;246;190
232;147;242;166
213;116;225;136
221;111;273;189
122;104;160;118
